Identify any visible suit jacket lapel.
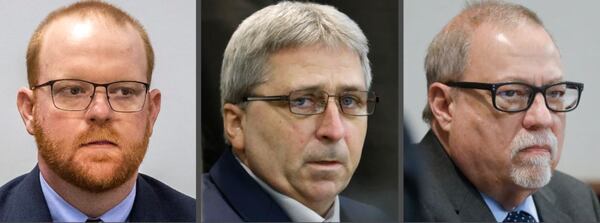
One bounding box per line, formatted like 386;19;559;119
533;187;572;222
128;174;166;221
420;131;495;221
2;166;52;221
209;149;291;222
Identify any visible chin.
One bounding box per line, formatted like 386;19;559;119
304;181;344;201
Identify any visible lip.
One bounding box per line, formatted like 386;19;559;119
80;140;118;148
306;160;343;169
519;145;551;155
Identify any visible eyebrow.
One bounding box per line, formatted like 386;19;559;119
488;79;564;87
291;84;366;93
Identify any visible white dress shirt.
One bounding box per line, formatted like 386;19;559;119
481;192;539;222
237;157;340;222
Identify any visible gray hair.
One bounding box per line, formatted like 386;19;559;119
220;1;371;112
422;0;550;124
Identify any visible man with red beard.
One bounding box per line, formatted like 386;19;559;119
411;1;600;222
0;1;194;222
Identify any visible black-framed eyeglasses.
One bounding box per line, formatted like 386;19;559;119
445;81;583;112
243;89;379;116
31;79;150;113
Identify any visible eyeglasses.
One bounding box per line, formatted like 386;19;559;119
243;89;379;116
31;79;149;113
445;81;583;112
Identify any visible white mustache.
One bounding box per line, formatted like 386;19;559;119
510;129;558;160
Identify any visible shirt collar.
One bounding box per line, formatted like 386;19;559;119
40;172;136;222
236;156;340;222
481;192;539;222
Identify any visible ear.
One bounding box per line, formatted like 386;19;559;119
223;103;246;159
146;89;162;136
428;82;454;131
17;87;35;135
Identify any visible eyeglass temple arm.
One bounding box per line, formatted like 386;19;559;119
243;95;289;102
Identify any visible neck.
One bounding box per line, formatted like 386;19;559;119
306;199;335;217
38;158;136;218
235;153;334;217
482;187;535;211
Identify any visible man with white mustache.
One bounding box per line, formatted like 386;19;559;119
411;1;600;222
202;1;388;222
510;130;558;189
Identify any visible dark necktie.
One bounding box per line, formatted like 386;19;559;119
86;218;103;222
503;210;536;222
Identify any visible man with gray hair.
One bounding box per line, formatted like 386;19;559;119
413;1;600;221
202;1;386;222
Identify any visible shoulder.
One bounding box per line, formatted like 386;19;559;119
340;196;390;221
536;170;600;221
201;173;244;222
0;173;28;211
0;169;52;221
545;170;595;196
134;173;196;221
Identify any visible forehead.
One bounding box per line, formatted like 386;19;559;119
465;22;563;84
259;44;365;94
37;16;147;83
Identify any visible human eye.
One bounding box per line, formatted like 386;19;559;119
547;90;565;98
112;87;137;96
340;93;363;109
496;86;529;100
109;83;144;98
290;94;317;108
56;85;88;97
546;85;566;99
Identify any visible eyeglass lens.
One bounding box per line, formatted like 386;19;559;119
288;90;376;115
495;83;580;112
51;80;147;112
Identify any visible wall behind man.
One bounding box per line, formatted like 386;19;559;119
0;0;196;198
405;0;600;184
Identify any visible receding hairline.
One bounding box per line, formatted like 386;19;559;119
27;1;154;87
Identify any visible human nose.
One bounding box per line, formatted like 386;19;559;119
522;93;554;130
315;97;346;142
85;87;113;124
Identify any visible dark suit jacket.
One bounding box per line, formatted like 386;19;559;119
414;130;600;222
202;148;388;222
0;166;195;222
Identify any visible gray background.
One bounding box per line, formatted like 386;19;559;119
0;0;196;198
405;1;600;183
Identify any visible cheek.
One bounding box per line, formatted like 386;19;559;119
116;116;148;139
553;114;566;161
345;119;367;166
35;107;78;143
553;114;566;140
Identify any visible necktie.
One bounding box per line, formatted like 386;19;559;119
86;218;103;222
503;210;536;222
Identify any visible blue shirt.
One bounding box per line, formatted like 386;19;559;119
40;173;136;222
481;192;539;222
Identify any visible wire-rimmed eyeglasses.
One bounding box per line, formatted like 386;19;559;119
445;81;583;112
243;89;379;116
31;79;149;113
